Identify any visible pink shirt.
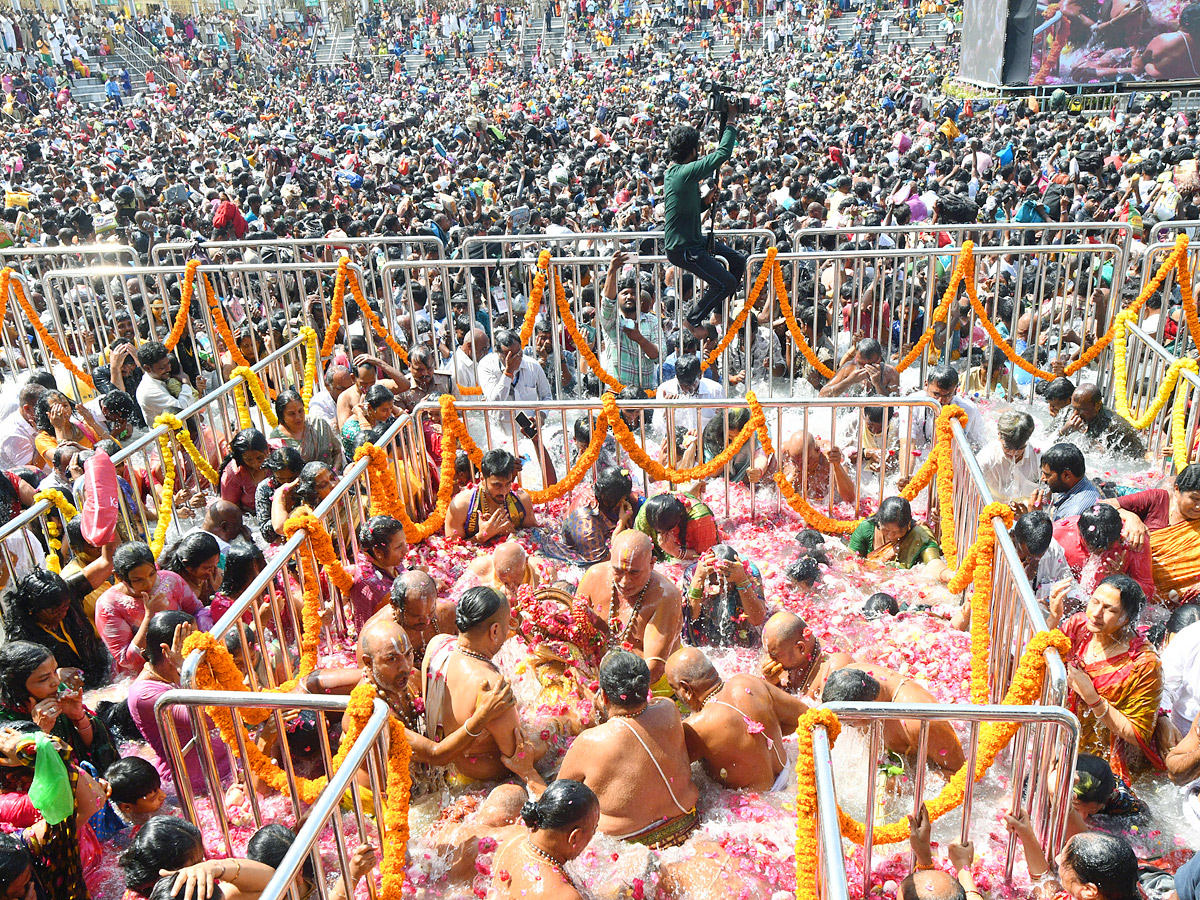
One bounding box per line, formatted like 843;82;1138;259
94;570;212;675
127;678;232;794
220;463;260;513
1053;515;1156;603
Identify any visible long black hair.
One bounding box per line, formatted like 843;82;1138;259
219;543;266;597
0;640;53;711
273;389;305;426
643;492;688;552
0;572;112;688
217;428;269;483
520;779;598;832
356;515;406;562
159;531;221;578
120;817;205;898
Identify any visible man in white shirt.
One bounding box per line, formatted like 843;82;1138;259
656;354;725;435
309;363;354;426
477;327;556;487
0;381;52;471
1163;619;1200;736
978;410;1041;505
901;365;987;469
452;327;490;393
135;340;198;426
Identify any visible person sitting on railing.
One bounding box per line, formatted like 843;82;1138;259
781;429;857;504
978;410;1042;508
818;337;899;398
1037;442;1103;523
559;466;638;565
634;490;720;562
1054;504;1155;603
347;515;408;631
32;390;109;464
95;541;213;676
1103;465;1200;605
490;779;598;900
821;665;966;774
0;640;119;774
216;428;270;515
1057;383;1146;458
340;383;396;464
1048;574;1171;785
904;804;981;900
255;448;303;544
417;589;548;789
665;646;806;790
848;495;947;577
445;448;538;544
270;389;345;471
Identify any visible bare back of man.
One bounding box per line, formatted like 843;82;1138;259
680;673;806;791
557;698;699;840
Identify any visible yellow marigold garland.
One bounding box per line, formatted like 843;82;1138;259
791;628;1072;873
149;412;221;556
300;326;319;413
231;365;279;429
34;489;78;572
2;268;95;391
232;381;253;430
165;260;201;351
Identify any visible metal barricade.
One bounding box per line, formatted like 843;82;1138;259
949;419;1068;706
411;395;941;523
150;234;446;311
811;702;1079;899
786;220;1133;251
38;262;341;400
458;228;777;262
155;688;389;879
1107;321;1200;471
0;333;309;586
1133;238;1200;357
763;238;1126;399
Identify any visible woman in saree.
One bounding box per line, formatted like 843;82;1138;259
1048;573;1167;785
270;389;345;471
634;491;720;562
1109;463;1200;604
848;495;947;577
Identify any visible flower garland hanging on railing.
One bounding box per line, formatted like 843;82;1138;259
354;444;405;519
322;261;350;359
520;250;552;351
200;271;251;370
148;412;221;556
300;326;319;413
230;365;279;429
697;248;778;377
0;267;95;391
165;259;202;351
791;627;1071;882
33;489;78;572
181;634;413;900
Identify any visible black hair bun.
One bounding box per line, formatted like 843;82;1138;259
520;800;541;830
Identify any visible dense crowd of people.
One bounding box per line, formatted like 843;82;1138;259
1;0;1200;899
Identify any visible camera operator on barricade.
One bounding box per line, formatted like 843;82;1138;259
663;90;747;339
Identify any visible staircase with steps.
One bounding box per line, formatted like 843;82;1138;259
68;29;181;107
315;27;359;66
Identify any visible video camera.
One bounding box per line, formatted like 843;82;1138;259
701;80;751;117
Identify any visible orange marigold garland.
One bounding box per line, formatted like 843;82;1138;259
526;408;612;504
772;254;839;381
165;259;200;351
555;267;626;392
520;250;552;352
344;260;410;365
383;394;462;543
893;243;970;373
354;443;404;519
791;628;1071;867
3;268;95;391
700;248;778;376
202;272;250;369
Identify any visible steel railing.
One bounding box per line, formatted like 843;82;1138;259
811;702;1079;899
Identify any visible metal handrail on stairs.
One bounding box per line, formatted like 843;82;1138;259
114;28;178;86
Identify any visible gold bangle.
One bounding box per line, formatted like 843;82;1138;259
915;862;937;871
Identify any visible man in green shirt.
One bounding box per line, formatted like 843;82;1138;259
663;111;745;335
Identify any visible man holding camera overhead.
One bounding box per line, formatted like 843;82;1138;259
663;102;745;339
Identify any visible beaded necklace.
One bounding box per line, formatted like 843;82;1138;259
608;581;649;649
